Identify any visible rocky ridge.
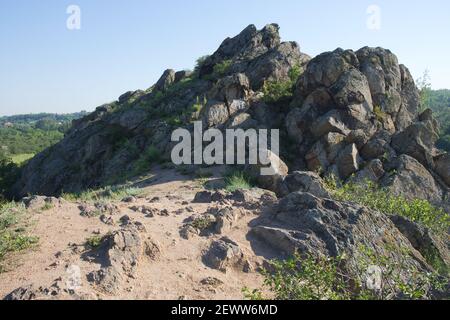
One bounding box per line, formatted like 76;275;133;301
4;24;450;300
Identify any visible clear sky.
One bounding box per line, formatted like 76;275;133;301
1;0;449;116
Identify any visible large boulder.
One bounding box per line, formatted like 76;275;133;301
356;47;402;116
209;73;251;104
154;69;176;92
297;48;358;93
202;237;246;272
203;101;230;128
278;171;330;198
381;155;443;203
249;150;289;193
250;192;432;287
391;121;440;167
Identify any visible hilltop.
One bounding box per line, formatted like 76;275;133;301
1;24;449;300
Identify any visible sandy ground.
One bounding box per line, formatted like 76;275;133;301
0;168;272;300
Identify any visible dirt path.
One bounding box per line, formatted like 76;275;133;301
0;168;271;300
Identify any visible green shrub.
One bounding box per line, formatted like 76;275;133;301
40;202;54;211
262;65;303;103
191;216;215;231
213;59;232;77
194;55;210;74
373;105;387;122
244;254;352;300
244;248;447;301
0;232;38;261
85;235;103;249
132;145;163;175
0;158;21;200
324;177;450;233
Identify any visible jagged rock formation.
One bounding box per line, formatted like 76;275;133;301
251;191;430;279
13;24;449;209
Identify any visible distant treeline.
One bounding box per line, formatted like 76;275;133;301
427;89;450;152
0;111;88;200
0;111;87;126
0;111;87;158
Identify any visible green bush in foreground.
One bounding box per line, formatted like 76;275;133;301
244;254;352;300
0;202;38;271
244;251;447;301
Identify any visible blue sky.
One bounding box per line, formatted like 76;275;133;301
1;0;449;116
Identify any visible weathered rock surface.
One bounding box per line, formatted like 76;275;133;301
278;171;329;198
202;237;245;272
250;191;432;281
87;226;143;294
12;23;448;213
381;155;443;203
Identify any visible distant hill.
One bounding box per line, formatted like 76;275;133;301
0;111;88;127
0;111;88;160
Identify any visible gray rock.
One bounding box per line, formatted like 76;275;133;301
337;144;361;179
381;155;443;202
249;150;289;192
144;236;162;261
278;171;330;198
210;73;251;104
310;110;350;138
228;113;257;129
329;68;373;113
174;70;193;83
434;153;450;187
391;121;439;167
88;226;143;294
154;69;176;92
202;237;245;272
214;208;238;234
390;215;450;272
351;159;385;183
305;140;329;172
203;101;229;128
193;191;213;203
251;192;430;282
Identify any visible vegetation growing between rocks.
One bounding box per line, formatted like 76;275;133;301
212;60;233;78
324;177;450;233
224;170;254;192
85;235;104;249
0;156;21;201
61;186;141;202
131;145;164;176
0;202;38;272
417;71;450;152
244;249;447;301
262;65;303;103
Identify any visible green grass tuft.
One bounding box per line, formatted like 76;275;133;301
224;170;253;192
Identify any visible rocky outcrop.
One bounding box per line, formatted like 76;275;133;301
87;226;143;294
12;23;449;213
381;155;443;203
250;191;432;285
